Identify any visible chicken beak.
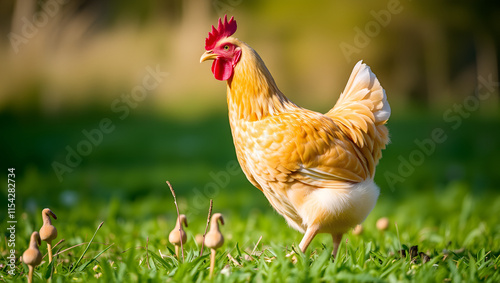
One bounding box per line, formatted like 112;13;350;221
200;50;218;63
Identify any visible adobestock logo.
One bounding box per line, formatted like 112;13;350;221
186;160;241;219
8;0;67;54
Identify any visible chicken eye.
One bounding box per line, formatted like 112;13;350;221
223;45;230;50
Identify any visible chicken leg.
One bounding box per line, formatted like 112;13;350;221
332;233;343;257
298;225;319;253
298;228;343;258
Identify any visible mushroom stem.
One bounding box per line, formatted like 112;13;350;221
209;248;216;278
28;265;34;283
47;241;53;263
174;245;180;258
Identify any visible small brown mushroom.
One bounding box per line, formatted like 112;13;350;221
23;232;42;283
168;214;188;258
195;234;204;246
376;217;390;231
353;224;363;235
39;208;57;263
204;213;224;278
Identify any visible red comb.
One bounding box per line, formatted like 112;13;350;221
205;15;237;50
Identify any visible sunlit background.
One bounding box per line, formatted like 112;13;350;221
1;0;499;240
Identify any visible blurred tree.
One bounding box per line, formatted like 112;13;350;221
1;0;499;113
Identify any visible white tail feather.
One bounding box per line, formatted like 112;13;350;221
330;60;391;124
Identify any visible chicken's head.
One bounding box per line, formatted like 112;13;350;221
200;15;241;81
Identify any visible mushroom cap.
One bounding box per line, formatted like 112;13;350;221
204;230;224;249
353;224;363;235
195;234;204;246
204;213;225;249
23;232;42;266
40;225;57;242
42;208;57;220
169;228;187;245
23;249;42;266
376;217;390;231
40;208;58;242
169;214;188;245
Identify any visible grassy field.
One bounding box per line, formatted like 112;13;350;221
1;110;500;282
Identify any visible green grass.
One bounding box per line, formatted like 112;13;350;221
2;186;499;282
1;110;499;282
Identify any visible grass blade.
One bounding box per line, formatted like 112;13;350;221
70;221;104;273
77;244;114;272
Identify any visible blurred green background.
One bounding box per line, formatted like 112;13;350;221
1;0;499;232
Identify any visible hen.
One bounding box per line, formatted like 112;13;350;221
200;16;390;255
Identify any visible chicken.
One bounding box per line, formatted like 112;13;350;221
200;16;390;255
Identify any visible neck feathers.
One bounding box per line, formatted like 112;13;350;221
227;42;295;121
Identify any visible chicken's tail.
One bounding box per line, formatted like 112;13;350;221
326;61;391;175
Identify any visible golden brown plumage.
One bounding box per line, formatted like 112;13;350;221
201;16;390;255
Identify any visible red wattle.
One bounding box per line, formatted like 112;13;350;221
211;58;233;81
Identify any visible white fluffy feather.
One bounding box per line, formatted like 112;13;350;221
297;179;380;234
